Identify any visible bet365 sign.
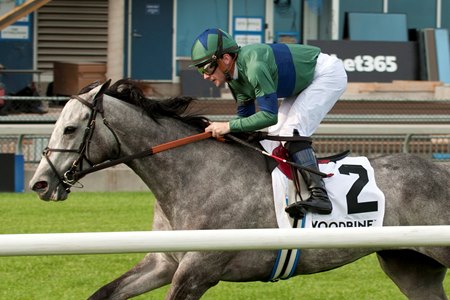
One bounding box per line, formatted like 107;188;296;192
337;54;398;73
308;40;420;82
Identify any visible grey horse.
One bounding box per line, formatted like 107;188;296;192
29;79;450;300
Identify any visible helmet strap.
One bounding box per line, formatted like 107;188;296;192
217;54;237;82
213;29;224;61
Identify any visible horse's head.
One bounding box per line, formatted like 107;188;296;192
30;80;121;201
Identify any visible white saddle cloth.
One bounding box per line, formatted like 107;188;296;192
260;140;385;281
260;140;386;229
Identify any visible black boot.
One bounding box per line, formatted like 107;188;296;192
284;146;332;218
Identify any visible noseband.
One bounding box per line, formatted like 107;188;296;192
43;93;121;193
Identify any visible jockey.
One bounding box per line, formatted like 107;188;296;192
191;28;347;218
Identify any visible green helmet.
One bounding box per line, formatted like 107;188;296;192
191;28;240;67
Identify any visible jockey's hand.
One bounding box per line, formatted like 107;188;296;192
205;122;230;138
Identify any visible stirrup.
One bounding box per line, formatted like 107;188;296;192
292;198;332;215
285;203;308;219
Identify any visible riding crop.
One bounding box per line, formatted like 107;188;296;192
224;134;332;178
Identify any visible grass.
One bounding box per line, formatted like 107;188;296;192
0;192;448;299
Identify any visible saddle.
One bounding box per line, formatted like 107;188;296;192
226;133;352;214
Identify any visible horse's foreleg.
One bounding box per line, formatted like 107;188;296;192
376;250;448;300
88;252;178;300
165;252;232;300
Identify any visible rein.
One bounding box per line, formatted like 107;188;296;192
73;132;330;182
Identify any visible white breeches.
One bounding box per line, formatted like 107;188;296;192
268;53;348;137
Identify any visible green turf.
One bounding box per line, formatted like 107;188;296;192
0;192;448;299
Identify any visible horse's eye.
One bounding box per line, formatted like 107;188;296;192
64;126;77;135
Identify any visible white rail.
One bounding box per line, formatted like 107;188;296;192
2;123;450;136
0;124;54;135
0;226;449;256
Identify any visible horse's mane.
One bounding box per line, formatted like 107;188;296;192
100;79;209;130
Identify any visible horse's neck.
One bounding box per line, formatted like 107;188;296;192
105;97;210;205
106;96;197;172
105;96;275;229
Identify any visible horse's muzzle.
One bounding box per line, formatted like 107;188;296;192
30;180;69;201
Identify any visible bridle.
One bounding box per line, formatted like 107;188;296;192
43;92;121;193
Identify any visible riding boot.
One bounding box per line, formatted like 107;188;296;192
284;144;332;218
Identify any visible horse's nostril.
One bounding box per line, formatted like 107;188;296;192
32;181;48;191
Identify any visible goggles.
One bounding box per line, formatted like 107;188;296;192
197;61;218;75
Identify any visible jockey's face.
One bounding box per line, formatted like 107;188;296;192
202;53;235;87
202;63;225;87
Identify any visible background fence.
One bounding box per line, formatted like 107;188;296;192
1;97;450;165
2;129;450;166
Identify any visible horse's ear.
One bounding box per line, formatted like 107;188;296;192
94;79;112;99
